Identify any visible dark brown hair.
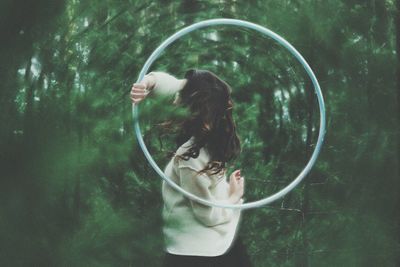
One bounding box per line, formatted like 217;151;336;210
167;69;241;177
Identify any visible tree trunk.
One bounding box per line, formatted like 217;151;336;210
73;175;81;227
297;11;317;267
300;71;315;267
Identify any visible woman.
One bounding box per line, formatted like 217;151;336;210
130;69;252;267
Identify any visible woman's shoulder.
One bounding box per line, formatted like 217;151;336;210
174;137;226;184
174;137;210;170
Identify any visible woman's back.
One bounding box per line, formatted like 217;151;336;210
131;70;252;266
161;136;243;256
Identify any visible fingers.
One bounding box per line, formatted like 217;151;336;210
133;83;146;89
131;87;149;95
230;171;244;185
235;169;241;179
130;93;148;98
230;169;240;179
231;177;244;190
236;176;244;191
130;83;150;104
239;177;244;187
131;88;149;94
130;93;146;103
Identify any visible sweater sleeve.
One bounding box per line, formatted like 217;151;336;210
178;165;243;227
146;71;186;96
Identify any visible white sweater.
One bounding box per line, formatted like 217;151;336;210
146;71;186;96
162;137;243;256
145;71;243;256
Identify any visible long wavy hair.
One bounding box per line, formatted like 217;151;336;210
160;69;241;177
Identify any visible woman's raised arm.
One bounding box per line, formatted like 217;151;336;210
130;71;186;104
146;71;187;96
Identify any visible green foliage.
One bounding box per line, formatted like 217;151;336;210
0;0;398;266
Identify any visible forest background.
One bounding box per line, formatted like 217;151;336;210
0;0;399;266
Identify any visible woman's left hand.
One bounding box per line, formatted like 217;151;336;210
228;169;244;203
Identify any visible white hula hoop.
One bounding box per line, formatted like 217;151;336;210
132;18;326;210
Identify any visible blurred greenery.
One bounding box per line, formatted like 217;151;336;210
0;0;399;266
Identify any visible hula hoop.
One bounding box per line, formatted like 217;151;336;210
132;18;326;210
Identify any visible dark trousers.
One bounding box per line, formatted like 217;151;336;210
162;236;252;267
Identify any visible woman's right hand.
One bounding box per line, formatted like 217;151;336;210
130;82;150;104
130;74;156;104
228;169;244;203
